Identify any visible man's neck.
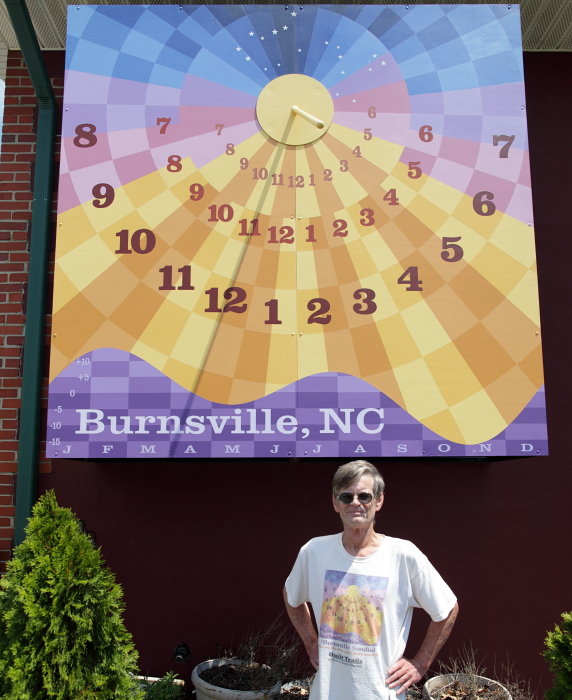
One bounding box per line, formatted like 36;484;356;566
341;525;384;557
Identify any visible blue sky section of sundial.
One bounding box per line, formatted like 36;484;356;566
207;5;244;28
268;5;296;75
292;5;319;75
199;26;267;87
245;9;284;80
321;29;385;88
223;14;278;82
188;49;262;96
355;6;390;29
298;7;344;78
65;5;525;97
176;12;220;51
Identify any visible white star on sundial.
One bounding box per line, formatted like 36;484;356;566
341;71;345;74
260;36;264;40
246;56;251;61
264;67;267;71
336;93;339;96
291;11;297;16
324;41;328;45
272;29;278;34
298;48;302;52
337;46;340;49
236;47;241;51
381;61;386;65
352;99;356;102
249;31;254;36
373;54;377;58
338;55;342;59
278;63;281;66
369;68;372;71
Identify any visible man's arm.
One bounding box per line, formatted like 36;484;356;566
283;587;319;670
386;602;459;692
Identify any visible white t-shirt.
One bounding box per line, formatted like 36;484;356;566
285;534;456;700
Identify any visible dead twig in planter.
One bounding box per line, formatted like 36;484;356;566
429;646;538;700
200;616;307;692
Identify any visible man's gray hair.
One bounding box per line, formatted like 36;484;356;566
332;460;385;498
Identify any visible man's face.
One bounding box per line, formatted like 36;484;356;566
332;475;384;529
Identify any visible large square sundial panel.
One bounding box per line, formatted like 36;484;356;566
47;4;547;459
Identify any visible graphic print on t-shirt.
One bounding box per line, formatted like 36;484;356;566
320;570;388;649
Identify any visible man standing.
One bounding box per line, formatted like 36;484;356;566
284;460;458;699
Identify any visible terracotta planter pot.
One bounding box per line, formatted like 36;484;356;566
192;659;281;700
423;674;511;700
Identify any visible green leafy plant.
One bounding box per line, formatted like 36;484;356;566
543;612;572;700
141;671;185;699
0;490;143;700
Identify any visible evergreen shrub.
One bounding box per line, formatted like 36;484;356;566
0;490;143;699
543;612;572;700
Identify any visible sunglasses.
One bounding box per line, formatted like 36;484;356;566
336;492;374;505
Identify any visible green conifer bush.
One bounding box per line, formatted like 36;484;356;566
543;612;572;700
0;490;143;699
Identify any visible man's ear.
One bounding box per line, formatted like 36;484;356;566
375;492;384;512
332;493;340;513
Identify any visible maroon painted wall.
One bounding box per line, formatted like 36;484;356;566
36;52;572;694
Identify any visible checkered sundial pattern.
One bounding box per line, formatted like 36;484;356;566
48;4;547;459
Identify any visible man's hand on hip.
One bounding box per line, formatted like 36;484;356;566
386;657;424;692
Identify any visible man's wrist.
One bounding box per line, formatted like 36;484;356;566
410;658;427;676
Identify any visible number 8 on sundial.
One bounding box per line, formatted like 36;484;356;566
50;4;546;458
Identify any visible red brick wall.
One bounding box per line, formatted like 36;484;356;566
0;50;63;571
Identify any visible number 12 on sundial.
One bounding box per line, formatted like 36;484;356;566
48;4;547;459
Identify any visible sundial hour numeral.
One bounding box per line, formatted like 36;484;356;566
268;226;294;244
156;117;171;134
205;287;247;314
359;208;375;226
407;161;422;179
333;219;348;237
92;183;114;208
159;265;194;291
115;229;156;255
383;189;399;206
473;191;496;216
441;237;463;262
398;267;423;291
264;299;282;325
239;219;260;236
307;298;331;325
208;204;234;222
167;155;182;172
73;123;97;148
492;134;515;158
189;183;204;201
419;125;433;142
